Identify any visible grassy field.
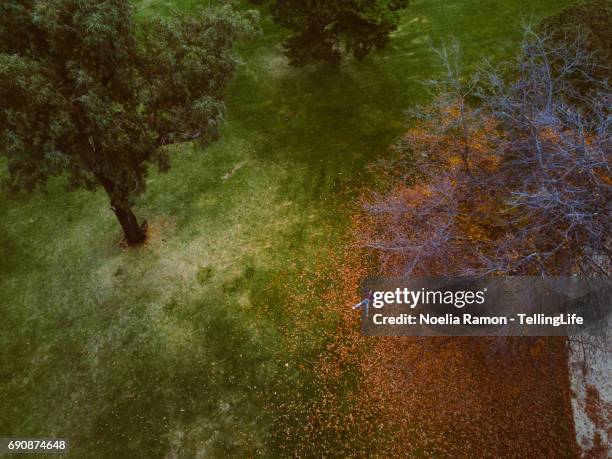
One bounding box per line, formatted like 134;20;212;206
0;0;573;457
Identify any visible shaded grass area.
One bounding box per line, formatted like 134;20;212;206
0;0;572;457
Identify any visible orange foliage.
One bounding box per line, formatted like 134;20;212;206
264;103;581;455
264;229;579;456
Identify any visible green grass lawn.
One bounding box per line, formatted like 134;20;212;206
0;0;573;457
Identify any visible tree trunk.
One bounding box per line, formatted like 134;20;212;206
110;201;146;246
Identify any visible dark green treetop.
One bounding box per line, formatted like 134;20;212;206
538;0;612;100
0;0;258;245
265;0;409;66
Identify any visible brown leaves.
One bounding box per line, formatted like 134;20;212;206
264;215;579;456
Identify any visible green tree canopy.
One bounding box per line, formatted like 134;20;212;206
0;0;257;245
540;0;611;62
266;0;409;66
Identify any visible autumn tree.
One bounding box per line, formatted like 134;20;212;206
476;27;610;275
0;0;257;245
357;27;611;363
263;0;409;66
360;27;611;277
